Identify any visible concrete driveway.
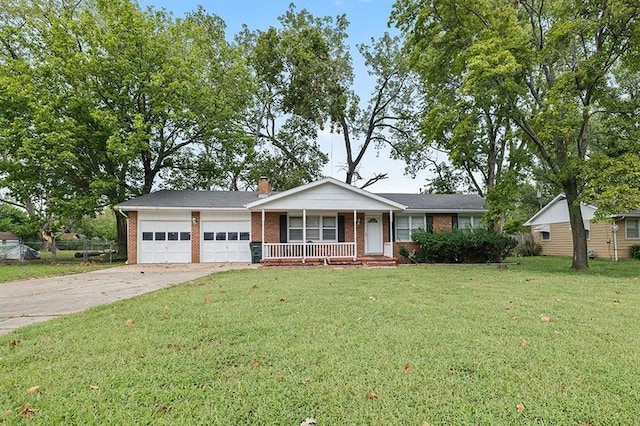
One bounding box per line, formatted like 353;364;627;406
0;263;257;336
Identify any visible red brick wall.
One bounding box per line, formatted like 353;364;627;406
251;211;284;242
191;212;200;263
127;211;138;264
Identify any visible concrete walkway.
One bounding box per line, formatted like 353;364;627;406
0;263;257;336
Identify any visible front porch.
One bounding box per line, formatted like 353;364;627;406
260;241;396;267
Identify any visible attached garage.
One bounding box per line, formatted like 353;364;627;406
115;189;260;264
138;211;191;264
200;212;251;263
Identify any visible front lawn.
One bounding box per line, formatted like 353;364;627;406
0;261;122;283
1;257;639;424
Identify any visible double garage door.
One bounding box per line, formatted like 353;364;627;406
138;211;251;264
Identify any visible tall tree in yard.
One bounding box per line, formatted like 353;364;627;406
392;0;640;269
0;0;249;248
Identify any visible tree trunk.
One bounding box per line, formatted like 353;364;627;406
564;181;588;270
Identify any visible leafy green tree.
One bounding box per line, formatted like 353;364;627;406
338;33;424;188
0;0;250;248
392;0;640;269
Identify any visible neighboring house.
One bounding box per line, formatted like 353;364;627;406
0;231;19;244
114;177;486;265
524;194;640;260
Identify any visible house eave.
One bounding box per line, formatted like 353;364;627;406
114;206;248;212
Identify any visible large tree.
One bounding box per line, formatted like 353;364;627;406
0;0;249;247
338;33;424;189
392;0;640;269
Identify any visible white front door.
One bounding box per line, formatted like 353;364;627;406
365;215;383;254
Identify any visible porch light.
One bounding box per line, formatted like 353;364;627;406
192;217;198;225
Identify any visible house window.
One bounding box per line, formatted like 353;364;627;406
395;215;425;242
167;232;179;241
289;215;338;242
458;216;483;230
203;232;215;241
155;232;166;241
626;218;640;239
541;231;551;241
239;232;250;241
142;232;153;241
180;232;191;241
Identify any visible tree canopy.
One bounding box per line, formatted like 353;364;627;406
392;0;640;269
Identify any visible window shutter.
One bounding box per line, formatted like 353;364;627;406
338;215;345;242
279;215;287;243
451;215;458;230
391;216;396;241
426;215;434;233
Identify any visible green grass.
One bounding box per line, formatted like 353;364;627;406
0;260;122;283
1;257;639;424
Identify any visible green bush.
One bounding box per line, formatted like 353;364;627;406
514;239;542;257
631;244;640;260
412;229;518;263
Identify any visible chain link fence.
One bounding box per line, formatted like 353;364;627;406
0;240;121;263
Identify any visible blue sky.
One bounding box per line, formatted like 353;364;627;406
137;0;429;192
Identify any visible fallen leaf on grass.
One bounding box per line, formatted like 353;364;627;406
512;316;519;320
615;290;621;295
448;368;455;374
205;297;213;304
251;360;260;368
252;284;259;291
8;339;21;349
124;319;136;327
279;298;286;302
404;363;412;373
540;315;551;322
274;373;284;381
300;418;317;426
422;422;430;426
516;403;525;413
521;339;528;348
19;403;37;418
366;391;378;400
300;377;311;385
89;386;100;391
198;322;205;328
26;386;41;395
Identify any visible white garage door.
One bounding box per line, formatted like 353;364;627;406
201;212;251;263
138;213;191;264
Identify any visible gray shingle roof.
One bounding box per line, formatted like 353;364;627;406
115;190;260;209
115;189;486;212
376;193;486;211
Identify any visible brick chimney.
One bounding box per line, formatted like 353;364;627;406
258;176;272;198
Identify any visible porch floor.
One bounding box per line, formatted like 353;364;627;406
260;255;397;268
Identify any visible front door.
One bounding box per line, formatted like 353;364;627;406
365;215;383;254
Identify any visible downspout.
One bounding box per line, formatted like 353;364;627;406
612;222;619;262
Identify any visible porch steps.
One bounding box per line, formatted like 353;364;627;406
260;256;396;268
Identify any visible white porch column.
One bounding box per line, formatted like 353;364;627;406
389;210;393;242
302;209;307;263
261;209;265;257
353;209;357;262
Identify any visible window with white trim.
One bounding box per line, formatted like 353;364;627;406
458;215;483;230
395;215;425;242
626;218;640;239
289;215;338;242
541;231;551;241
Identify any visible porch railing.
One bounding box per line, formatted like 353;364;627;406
263;242;356;259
